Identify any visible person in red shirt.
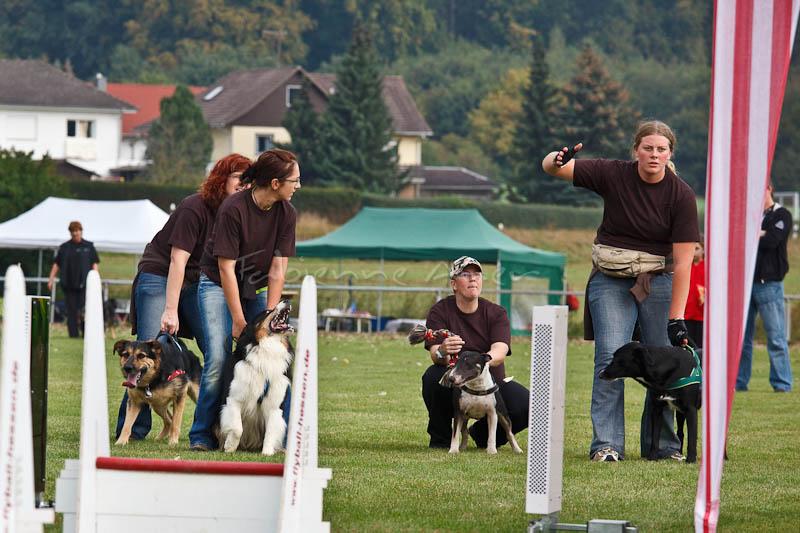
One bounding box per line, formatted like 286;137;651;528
684;241;705;348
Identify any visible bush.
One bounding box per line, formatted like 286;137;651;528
363;194;602;229
67;181;603;229
68;181;196;212
0;150;69;222
291;187;362;224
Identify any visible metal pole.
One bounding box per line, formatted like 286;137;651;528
37;249;43;295
376;252;384;331
496;253;502;304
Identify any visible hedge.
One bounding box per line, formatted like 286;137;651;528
363;194;603;229
67;182;362;224
67;182;603;229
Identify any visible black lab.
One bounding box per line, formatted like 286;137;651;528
599;342;701;463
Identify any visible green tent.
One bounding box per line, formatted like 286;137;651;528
296;207;566;334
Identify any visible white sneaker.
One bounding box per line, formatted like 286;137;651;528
592;447;620;462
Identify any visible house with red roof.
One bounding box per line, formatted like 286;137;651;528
105;83;205;179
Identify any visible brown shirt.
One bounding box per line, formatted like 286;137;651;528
424;296;511;381
573;159;700;256
200;190;297;299
138;193;214;284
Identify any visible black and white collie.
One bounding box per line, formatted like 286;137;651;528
216;300;294;455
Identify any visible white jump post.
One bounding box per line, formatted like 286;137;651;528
278;275;332;532
0;265;55;532
55;273;331;532
526;305;568;530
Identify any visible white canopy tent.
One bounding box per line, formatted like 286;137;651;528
0;197;169;254
0;197;169;305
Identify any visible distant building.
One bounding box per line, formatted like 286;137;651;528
0;60;135;177
197;66;432;166
105;83;206;179
399;166;498;200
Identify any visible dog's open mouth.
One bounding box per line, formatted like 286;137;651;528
269;304;293;333
121;368;146;388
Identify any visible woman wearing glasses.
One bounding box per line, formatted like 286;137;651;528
189;148;301;451
420;255;529;450
115;153;252;442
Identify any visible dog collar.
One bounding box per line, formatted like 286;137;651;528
461;383;499;396
167;369;186;382
666;346;702;390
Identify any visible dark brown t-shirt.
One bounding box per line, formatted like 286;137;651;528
424;296;512;381
573;159;700;256
138;193;214;284
200;190;297;298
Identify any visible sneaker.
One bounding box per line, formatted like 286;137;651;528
592;447;620;462
190;442;210;452
666;451;686;462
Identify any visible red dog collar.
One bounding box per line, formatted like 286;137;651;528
167;369;186;382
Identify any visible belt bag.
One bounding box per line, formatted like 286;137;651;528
591;243;666;278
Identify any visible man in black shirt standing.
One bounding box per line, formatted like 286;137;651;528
48;221;100;338
736;184;794;392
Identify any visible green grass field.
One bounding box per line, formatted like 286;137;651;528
40;324;800;532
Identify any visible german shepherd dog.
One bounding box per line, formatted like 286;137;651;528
217;300;294;455
599;342;702;463
114;336;202;446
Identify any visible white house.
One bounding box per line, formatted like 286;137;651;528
0;60;135;177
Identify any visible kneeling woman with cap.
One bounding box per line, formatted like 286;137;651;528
420;256;530;449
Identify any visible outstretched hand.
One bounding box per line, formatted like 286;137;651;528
553;143;583;167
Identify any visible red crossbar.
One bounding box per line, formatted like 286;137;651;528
96;457;284;476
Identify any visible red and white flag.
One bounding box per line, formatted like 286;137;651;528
698;1;799;531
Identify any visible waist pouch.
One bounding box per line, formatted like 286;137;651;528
591;243;666;278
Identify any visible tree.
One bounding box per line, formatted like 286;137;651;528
0;149;68;222
507;36;574;203
561;44;639;161
468;68;527;165
145;86;212;185
390;40;524;138
324;22;401;193
280;81;329;185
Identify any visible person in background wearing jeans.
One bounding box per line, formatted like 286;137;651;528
189;148;300;451
48;220;99;338
114;153;252;441
542;120;700;462
736;183;794;393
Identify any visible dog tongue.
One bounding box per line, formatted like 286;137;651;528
121;372;139;388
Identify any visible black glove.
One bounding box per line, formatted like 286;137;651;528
667;319;694;347
553;144;579;167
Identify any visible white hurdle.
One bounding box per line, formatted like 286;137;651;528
526;306;569;527
0;265;55;532
55;273;331;532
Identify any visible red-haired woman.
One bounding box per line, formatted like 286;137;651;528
115;153;252;442
189;148;300;451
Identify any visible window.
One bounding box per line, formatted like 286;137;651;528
67;119;94;138
256;134;274;154
285;84;302;108
204;85;223;101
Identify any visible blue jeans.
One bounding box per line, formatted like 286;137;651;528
587;272;681;459
115;272;206;440
189;274;291;449
736;281;793;392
